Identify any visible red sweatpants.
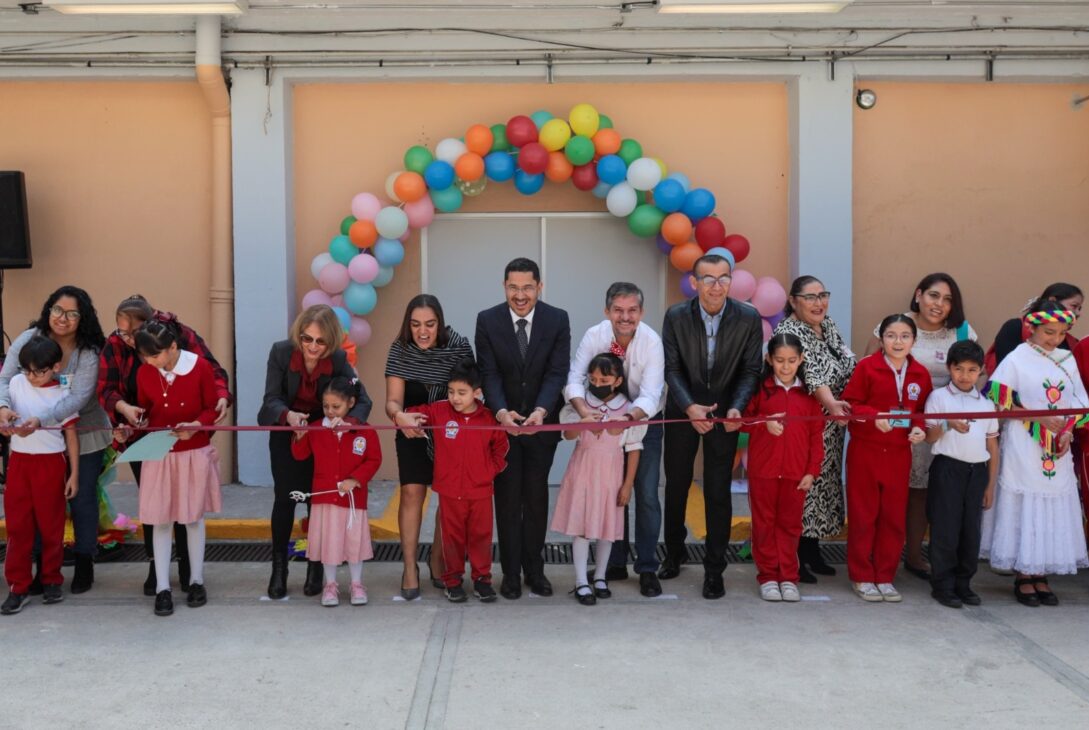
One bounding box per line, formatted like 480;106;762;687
3;452;68;594
846;441;912;584
440;494;494;587
748;477;806;584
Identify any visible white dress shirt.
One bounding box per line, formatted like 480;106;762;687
925;383;999;464
564;320;666;417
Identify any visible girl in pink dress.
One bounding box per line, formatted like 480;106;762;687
551;353;646;605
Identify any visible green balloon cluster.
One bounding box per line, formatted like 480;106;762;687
565;135;594;166
490;124;511;152
627;204;665;237
618;139;643;166
404;145;433;174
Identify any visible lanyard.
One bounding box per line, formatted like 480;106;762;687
884;355;907;408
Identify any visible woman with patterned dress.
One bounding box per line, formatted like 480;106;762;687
774;276;857;583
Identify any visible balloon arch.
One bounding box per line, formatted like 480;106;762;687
302;103;788;349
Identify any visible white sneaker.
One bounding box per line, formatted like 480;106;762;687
760;582;782;602
854;582;883;602
779;582;800;602
876;583;902;602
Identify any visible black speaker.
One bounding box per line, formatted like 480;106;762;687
0;171;32;269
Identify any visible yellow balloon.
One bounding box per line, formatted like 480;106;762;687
569;103;600;137
653;157;668;177
539;118;572;152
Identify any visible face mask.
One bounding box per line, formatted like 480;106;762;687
588;384;615;401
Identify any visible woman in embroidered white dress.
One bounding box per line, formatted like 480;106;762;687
981;299;1089;607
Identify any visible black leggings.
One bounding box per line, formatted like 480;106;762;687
268;431;314;556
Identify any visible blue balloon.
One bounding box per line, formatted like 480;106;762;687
423;160;455;190
681;188;716;223
653;179;686;214
591;181;613;199
373;238;405;267
328;234;358;265
343;282;378;316
332;307;351;330
514;170;545;195
430;185;463;213
372;265;395;288
666;172;691;194
595;154;627;185
484;151;516;182
530;110;554;129
704;246;736;269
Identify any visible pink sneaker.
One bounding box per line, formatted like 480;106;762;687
350;581;368;606
321;581;339;607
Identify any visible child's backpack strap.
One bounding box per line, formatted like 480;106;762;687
956;321;970;342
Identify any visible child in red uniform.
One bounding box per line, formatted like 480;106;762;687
404;359;508;603
742;333;824;603
135;321;222;617
1;337;79;615
843;314;932;603
292;376;381;607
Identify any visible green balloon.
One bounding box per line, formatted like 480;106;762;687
635;190;647;205
564;135;595;166
339;215;356;236
618;139;643;166
627;204;665;238
737;432;749;449
599;114;613;130
404;145;433;175
490;124;511;152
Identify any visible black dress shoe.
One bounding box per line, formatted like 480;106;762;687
702;573;725;600
154;590;174;616
303;560;323;597
592;579;611;599
526;574;553;597
931;590;963;609
657;557;681;581
1033;579;1059;607
571;585;596;606
267;553;288;600
639;572;662;597
70;554;94;595
798;563;818;584
1014;578;1040;607
604;564;629;581
143;562;157;597
903;560;931;581
500;576;522;600
187;583;207;608
955;587;982;606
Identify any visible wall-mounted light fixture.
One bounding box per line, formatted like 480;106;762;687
856;88;877;110
43;0;246;14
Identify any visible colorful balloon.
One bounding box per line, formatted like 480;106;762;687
592;128;621;157
455;153;485;182
723;233;751;263
517;143;549;175
598;113;613;130
348;316;372;347
375;207;408;240
373;237;405;267
430;185;463;212
627;204;665;238
591;181;613;199
348;252;379;284
596;154;627;186
669;242;703;273
435;137;467;165
617;139;643;166
545;152;574;183
339;215;356;236
348;219;378;249
343;282;378;316
695;217;726;251
490;123;511;151
656;234;673;255
484;151;516;181
424;160;455;190
761;319;773;343
318;262;350;295
392;172;426;203
456;177;487;197
506;115;538;147
752;278;788;318
310;252;334;280
539;118;572;152
653;179;686;214
404;196;435;228
681;188;716;222
301;288;333;309
328;234;358;265
728;268;758;302
514;170;545;195
350;192;381;222
404;145;433;175
530;109;554;129
627;157;662;191
331;306;351;330
679;272;697;299
606;182;637;217
568;103;600;137
666;172;691;194
373;265;395;288
570;163;598;191
464;124;494;156
384;171;402;204
564;135;595;166
660;212;693;246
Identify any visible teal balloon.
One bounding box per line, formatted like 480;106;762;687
430;185;464;213
374;238;405;267
339;215;356;236
343;282;378;316
627;204;665;238
404;145;433;175
530;110;554;129
332;306;351;330
599;114;613;129
564;135;595;166
372;265;395;288
329;234;358;265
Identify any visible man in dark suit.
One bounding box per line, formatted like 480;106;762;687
475;258;571;599
659;253;763;599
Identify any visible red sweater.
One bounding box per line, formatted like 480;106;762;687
742;376;824;480
408;400;509;500
1075;339;1089;455
291;417;381;509
136;355;218;452
842;352;932;447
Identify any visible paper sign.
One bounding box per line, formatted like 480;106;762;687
117;431;179;463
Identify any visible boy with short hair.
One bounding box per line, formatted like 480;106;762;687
406;359;508;603
1;336;80;615
924;340;999;609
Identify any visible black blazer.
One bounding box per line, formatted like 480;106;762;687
257;339;373;425
662;297;763;418
475;300;570;431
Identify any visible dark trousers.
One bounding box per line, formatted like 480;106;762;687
494;433;558;580
926;454;989;593
663;420;738;574
268;430;314;555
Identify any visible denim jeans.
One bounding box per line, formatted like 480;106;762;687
608;417;663;574
70;449;106;556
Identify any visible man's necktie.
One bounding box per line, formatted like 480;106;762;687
516;318;529;359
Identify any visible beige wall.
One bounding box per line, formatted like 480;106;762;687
293;81;790;478
853;81;1089;349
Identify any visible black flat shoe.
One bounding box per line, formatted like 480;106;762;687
1014;578;1040;607
639;572;662;597
955;587;982;606
604;564;629;581
798;563;818;584
1033;578;1058;607
571;585;596;606
702;573;725;600
592;579;611;599
500;576;522;600
657;557;681;581
931;590;963;609
526;574;553;597
143;562;157;597
903;560;931;581
70;554;94;595
267;552;288;599
186;583;207;608
154;590;174;616
303;560;323;597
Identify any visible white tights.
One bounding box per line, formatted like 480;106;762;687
571;536;613;589
324;562;363;585
152;519;205;593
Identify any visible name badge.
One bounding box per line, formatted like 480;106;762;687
889;409;911;429
352;436;367;455
444;420;459;440
58;373;72;391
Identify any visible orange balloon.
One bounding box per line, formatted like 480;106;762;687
592;128;621;156
465;124;494;156
669;242;703;273
455;153;485;182
393;171;426;203
545;151;574;183
348;219;378;249
661;212;693;246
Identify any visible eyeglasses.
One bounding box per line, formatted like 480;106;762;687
795;292;831;303
20;366;53;377
697;275;732;289
49;305;81;321
882;332;915;343
505;284;538;296
114;328;135;342
300;334;328;347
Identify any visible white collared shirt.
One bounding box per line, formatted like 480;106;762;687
775;377;802;391
564;320;666;417
559;391;648;452
509;307;536;342
9;375;78;454
158;349;198;384
925;382;999;464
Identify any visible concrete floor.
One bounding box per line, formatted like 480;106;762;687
1;561;1087;729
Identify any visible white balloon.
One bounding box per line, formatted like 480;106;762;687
627;157;662;192
606;182;637;217
435;138;467;165
310;252;334;280
384;171;402;203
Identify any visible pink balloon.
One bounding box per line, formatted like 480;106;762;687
728;268;757;301
752;279;788;317
404;197;435;228
399;230;411;243
301;288;332;309
761;318;773;342
348;252;380;284
349;317;372;347
318;262;350;294
330;294;344;307
350;193;381;222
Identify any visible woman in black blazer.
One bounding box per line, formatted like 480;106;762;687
258;305;372;599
